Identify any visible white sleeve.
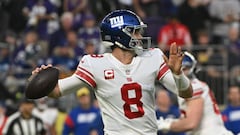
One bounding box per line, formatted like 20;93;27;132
59;55;96;96
58;75;86;96
74;55;97;88
159;71;179;95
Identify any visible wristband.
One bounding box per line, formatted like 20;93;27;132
173;72;190;91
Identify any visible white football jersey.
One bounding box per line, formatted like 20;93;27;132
178;78;230;135
74;48;171;135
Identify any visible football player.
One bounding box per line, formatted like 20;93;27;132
158;52;233;135
32;10;192;135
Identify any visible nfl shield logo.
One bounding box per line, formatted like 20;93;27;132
104;69;114;80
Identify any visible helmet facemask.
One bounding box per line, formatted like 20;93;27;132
122;25;151;55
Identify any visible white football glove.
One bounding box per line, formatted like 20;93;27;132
157;117;178;132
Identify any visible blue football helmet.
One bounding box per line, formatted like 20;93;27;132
100;10;151;54
182;52;197;76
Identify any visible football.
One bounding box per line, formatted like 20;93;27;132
25;67;59;99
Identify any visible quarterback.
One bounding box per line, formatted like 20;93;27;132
32;10;192;135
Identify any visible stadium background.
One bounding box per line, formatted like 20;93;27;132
0;0;240;134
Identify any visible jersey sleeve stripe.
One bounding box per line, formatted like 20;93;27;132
221;115;228;122
180;110;187;118
78;66;94;78
157;63;170;80
193;90;203;97
75;70;96;88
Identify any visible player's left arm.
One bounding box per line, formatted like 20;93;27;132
170;97;204;132
164;43;193;98
158;97;203;132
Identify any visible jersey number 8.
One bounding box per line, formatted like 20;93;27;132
121;83;145;119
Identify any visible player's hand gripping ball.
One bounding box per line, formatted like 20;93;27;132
25;67;59;99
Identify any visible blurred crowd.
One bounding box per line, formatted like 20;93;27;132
0;0;240;135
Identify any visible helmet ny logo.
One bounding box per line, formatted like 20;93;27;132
110;16;124;28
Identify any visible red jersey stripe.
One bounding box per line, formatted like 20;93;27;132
159;62;165;68
0;116;7;133
193;90;203;97
222;115;228;122
75;70;96;88
157;64;170;80
180;110;187;118
78;66;94;78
